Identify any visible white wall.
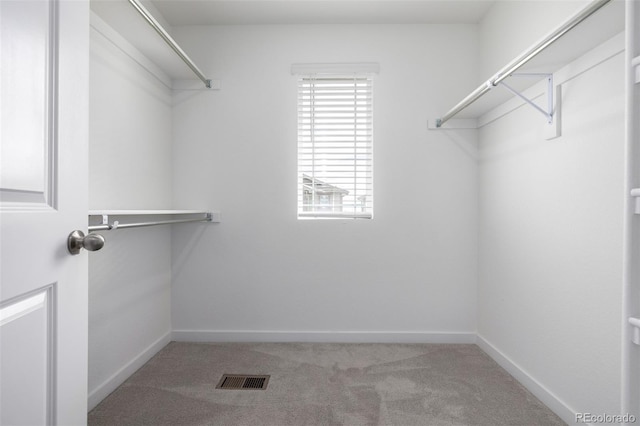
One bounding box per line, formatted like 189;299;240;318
169;24;480;341
477;4;625;421
88;15;173;409
86;2;627;419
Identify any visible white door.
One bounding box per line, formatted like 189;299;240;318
0;0;90;424
627;0;640;420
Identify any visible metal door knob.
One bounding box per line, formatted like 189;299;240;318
67;230;105;255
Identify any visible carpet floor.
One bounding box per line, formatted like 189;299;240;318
88;342;565;426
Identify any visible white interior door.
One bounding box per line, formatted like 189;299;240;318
627;0;640;419
0;0;89;424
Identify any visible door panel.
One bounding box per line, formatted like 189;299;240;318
0;0;89;424
0;0;54;207
0;287;54;425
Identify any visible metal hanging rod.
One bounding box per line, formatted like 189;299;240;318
88;212;215;232
128;0;212;89
435;0;611;128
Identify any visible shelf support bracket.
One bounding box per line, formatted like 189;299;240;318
99;214;117;231
631;189;640;214
496;73;554;124
632;56;640;84
629;317;640;345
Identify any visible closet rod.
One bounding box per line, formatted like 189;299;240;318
88;217;211;232
435;0;611;128
128;0;212;89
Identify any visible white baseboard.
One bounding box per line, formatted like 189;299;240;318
171;329;476;344
87;331;172;411
476;334;577;425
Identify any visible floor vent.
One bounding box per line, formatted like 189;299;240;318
216;374;270;390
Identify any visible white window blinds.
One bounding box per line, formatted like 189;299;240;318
297;74;373;219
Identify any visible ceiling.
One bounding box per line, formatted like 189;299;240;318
148;0;496;26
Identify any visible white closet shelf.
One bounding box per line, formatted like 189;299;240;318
89;210;218;217
90;3;219;91
429;0;623;130
88;210;220;231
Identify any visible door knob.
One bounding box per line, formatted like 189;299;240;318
67;230;105;255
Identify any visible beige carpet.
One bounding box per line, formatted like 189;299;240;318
88;342;565;426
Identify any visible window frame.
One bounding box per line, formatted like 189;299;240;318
295;67;376;220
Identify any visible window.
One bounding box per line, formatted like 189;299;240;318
296;71;374;219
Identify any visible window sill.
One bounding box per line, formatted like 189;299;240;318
298;212;372;220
